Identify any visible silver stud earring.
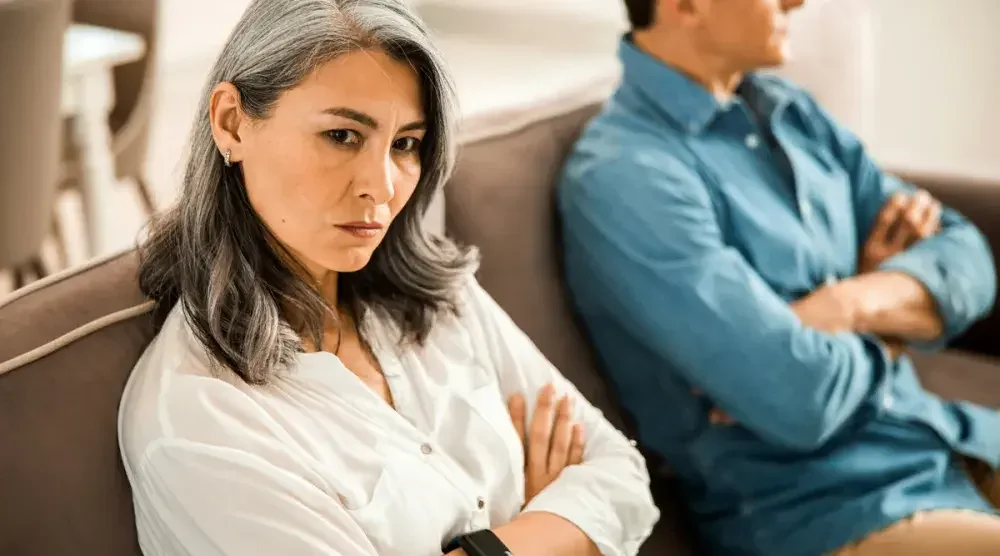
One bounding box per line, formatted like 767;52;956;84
223;149;232;167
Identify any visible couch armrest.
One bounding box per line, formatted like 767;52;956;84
892;170;1000;358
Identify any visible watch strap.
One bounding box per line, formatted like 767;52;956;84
456;529;512;556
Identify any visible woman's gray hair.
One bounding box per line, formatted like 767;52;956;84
138;0;477;384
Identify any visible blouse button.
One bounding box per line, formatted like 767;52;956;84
745;133;761;150
420;443;433;455
477;497;486;510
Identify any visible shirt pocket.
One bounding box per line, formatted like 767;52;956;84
340;457;444;554
450;379;526;513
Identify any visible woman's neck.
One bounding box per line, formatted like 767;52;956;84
632;30;743;103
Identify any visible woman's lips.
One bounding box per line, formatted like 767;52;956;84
335;224;382;239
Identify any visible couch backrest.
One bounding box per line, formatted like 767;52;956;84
444;103;703;555
0;251;152;556
445;103;620;424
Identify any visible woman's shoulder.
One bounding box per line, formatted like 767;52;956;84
118;304;272;469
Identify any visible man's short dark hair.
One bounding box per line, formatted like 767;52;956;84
624;0;656;29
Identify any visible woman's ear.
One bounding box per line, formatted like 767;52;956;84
209;82;245;164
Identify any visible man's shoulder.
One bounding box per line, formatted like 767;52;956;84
560;100;699;196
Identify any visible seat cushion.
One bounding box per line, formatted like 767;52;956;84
0;251;153;556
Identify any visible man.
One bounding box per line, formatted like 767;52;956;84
557;0;1000;554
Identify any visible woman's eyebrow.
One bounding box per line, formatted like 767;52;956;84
321;107;425;132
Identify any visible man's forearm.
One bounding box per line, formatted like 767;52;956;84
446;512;599;556
841;271;944;342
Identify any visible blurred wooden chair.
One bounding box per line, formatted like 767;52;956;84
0;0;72;290
60;0;159;215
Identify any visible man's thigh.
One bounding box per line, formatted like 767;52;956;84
833;510;1000;555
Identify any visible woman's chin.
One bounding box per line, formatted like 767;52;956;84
315;247;375;274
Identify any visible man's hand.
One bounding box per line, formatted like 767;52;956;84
859;191;941;273
508;385;586;506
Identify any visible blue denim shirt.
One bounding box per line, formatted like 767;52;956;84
558;37;1000;556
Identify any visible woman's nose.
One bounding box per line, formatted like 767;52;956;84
355;153;396;205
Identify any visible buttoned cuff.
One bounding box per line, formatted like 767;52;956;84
521;470;653;556
879;249;960;351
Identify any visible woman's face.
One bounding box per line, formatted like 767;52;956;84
213;50;426;279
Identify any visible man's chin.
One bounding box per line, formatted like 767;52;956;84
756;48;791;71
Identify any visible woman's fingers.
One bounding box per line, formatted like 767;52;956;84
527;384;557;477
567;424;586;466
547;395;574;474
507;392;527;448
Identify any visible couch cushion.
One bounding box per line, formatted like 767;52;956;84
0;251;152;556
912;349;1000;409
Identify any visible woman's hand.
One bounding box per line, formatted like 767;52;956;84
507;384;586;505
859;191;941;273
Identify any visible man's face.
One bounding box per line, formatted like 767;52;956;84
695;0;806;70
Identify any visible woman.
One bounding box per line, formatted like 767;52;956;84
117;1;659;555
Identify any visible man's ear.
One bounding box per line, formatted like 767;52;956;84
657;0;702;28
209;82;246;164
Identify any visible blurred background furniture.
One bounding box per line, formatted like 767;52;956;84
61;0;155;258
0;0;71;289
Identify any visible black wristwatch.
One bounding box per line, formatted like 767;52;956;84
444;530;512;555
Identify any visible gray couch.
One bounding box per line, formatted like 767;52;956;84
3;100;1000;555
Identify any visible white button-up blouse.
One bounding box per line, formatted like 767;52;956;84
118;279;659;555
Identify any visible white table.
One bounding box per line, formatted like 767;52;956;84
63;24;146;257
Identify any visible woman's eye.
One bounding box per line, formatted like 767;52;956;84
392;137;421;153
326;129;361;145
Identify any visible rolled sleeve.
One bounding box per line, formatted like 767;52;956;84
880;223;996;346
461;279;659;555
523;462;648;556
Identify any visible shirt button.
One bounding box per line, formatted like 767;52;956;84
883;394;895;410
825;274;838;287
800;199;813;219
420;443;433;455
629;439;638;448
745;133;761;149
476;497;486;510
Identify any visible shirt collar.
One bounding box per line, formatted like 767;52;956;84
618;35;790;134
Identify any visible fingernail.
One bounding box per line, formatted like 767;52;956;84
540;385;555;404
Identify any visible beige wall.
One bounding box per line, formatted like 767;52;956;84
870;0;1000;178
